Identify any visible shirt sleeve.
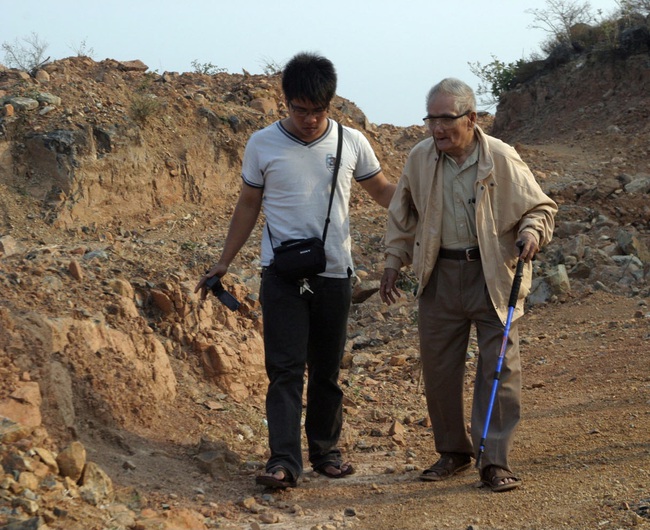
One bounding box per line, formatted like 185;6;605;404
349;129;382;182
241;132;264;188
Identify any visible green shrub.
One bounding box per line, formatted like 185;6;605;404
617;0;650;17
468;56;525;104
190;60;227;75
129;94;160;126
260;56;282;75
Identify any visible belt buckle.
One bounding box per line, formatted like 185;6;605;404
465;248;478;261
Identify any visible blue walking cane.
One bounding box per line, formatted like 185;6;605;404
476;243;525;469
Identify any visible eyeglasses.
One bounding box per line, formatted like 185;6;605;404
423;110;471;129
289;102;329;118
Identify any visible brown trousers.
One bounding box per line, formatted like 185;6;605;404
418;258;521;472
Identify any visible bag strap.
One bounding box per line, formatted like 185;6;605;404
267;121;344;245
321;122;343;243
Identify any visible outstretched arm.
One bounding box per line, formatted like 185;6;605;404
359;171;396;208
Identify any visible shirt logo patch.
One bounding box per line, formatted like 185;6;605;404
326;153;337;173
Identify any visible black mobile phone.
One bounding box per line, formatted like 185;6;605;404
204;276;241;311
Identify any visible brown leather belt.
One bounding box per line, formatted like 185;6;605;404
438;247;481;261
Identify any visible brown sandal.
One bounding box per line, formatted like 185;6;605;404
255;466;298;489
313;461;355;479
420;453;472;482
480;465;522;492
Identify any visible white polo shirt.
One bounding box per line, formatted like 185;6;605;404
242;118;381;277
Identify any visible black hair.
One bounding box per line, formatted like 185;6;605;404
282;52;337;107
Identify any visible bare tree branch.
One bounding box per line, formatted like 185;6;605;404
1;32;50;74
526;0;596;43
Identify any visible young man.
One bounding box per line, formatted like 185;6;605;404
196;52;395;489
380;78;557;492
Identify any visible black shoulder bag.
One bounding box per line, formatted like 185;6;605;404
268;123;343;281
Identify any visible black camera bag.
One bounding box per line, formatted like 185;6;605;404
272;237;326;280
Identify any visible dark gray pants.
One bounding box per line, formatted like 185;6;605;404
418;258;521;472
260;269;351;480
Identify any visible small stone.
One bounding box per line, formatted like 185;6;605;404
56;441;87;481
259;512;280;524
79;461;114;505
0;235;18;256
388;420;405;436
239;496;257;510
1;103;14;117
68;260;83;281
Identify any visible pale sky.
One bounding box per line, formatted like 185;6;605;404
4;0;620;127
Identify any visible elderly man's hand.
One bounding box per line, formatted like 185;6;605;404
517;232;540;263
380;268;401;305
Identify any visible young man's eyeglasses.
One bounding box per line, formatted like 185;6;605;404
289;102;329;118
423;110;471;129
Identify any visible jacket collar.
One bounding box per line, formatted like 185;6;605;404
428;125;494;181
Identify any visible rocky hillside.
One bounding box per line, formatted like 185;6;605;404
0;44;649;530
0;57;421;229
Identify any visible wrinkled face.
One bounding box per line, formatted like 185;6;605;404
285;98;329;142
425;93;477;158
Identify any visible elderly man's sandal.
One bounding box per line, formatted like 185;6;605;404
420;453;472;481
480;465;522;492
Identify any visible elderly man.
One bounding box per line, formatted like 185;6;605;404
380;78;557;492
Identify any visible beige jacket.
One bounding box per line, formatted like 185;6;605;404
385;126;557;324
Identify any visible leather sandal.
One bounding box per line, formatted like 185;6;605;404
255;466;298;489
420;453;472;482
480;465;522;492
313;461;355;479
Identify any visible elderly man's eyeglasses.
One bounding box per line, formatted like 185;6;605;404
423;110;471;129
289;102;329;118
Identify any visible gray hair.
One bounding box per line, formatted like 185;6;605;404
426;78;477;113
